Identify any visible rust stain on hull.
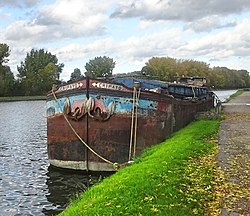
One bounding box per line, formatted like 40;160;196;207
48;111;173;165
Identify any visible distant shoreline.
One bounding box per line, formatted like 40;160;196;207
0;96;46;102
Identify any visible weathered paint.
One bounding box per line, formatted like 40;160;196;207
47;92;161;117
49;159;114;171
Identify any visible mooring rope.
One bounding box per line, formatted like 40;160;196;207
133;87;141;158
128;87;136;161
51;89;120;169
128;87;141;161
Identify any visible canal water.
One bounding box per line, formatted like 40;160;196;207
212;89;238;102
0;101;101;216
0;90;236;215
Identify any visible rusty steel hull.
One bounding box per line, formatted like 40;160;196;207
47;78;214;171
173;97;214;131
48;113;173;171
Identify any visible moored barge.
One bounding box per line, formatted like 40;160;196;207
47;76;214;171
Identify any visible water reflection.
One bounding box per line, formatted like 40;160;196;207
212;89;238;102
43;166;105;215
0;101;49;216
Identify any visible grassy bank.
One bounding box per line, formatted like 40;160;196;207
0;95;46;102
60;119;220;216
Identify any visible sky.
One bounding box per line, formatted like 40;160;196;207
1;0;250;81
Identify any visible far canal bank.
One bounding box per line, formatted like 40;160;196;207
0;95;46;102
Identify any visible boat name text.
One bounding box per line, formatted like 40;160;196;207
59;83;83;91
92;82;123;91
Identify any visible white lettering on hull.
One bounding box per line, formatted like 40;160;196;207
58;82;83;92
92;82;123;91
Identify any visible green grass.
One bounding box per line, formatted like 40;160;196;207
0;95;46;102
60;119;220;216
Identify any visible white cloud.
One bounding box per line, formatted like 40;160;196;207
36;0;110;37
2;0;111;47
5;20;47;45
112;0;250;22
117;29;184;60
2;0;250;80
51;38;116;62
54;28;184;63
184;16;237;32
48;28;185;79
179;19;250;60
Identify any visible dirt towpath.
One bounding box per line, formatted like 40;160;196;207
218;91;250;215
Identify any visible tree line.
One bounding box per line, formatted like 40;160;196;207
0;43;116;96
0;43;249;97
0;44;64;96
141;57;250;89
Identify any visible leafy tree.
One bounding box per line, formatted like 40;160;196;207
39;62;61;93
0;43;15;96
238;70;250;87
85;56;115;78
141;57;178;81
69;68;84;82
0;43;10;65
141;56;250;89
0;65;15;96
209;67;226;89
210;67;250;89
17;49;64;95
177;59;210;78
142;57;211;82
